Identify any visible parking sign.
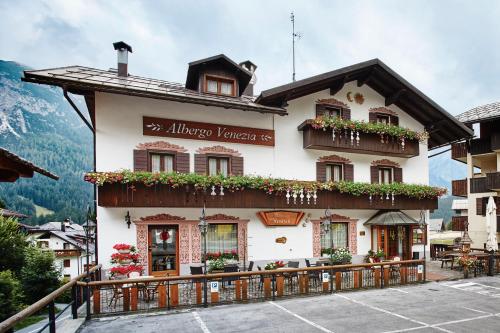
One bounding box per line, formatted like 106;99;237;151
210;281;219;293
322;272;329;283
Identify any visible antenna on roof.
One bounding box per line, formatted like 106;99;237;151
291;12;302;82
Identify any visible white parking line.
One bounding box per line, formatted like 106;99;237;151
269;301;334;333
389;288;409;294
192;311;211;333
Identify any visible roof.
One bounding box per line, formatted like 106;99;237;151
256;59;473;149
22;66;286;116
456;102;500;124
451;199;468;210
364;210;420;226
0;208;28;219
428;218;443;232
186;54;253;96
0;147;59;181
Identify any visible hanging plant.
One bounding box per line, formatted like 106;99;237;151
310;116;429;143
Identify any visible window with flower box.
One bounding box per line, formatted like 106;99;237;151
320;223;348;253
202;224;238;260
151;153;175;173
325;164;343;182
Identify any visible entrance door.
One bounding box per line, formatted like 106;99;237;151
376;225;411;260
148;225;179;276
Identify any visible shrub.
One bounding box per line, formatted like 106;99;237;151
0;270;23;322
0;216;27;274
20;246;61;304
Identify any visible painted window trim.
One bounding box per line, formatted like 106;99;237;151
203;74;237;97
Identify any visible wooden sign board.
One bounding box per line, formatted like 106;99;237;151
258;210;305;226
143;116;275;146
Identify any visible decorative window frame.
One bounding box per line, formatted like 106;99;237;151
371;159;400;168
312;213;358;256
316;154;353;182
369;107;399;125
315;98;351;120
135;141;188;173
195;145;243;176
196;146;241;156
203;74;237;97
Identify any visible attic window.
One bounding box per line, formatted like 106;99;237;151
204;75;236;96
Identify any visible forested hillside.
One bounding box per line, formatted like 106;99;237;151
0;60;93;224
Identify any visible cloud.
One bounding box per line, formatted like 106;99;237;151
0;0;498;115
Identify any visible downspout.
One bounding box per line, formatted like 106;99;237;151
63;87;99;272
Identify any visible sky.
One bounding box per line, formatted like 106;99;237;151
1;0;499;115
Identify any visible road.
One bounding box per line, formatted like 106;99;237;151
79;276;500;333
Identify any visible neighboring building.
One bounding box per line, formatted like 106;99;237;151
428;218;443;232
451;102;500;248
27;220;95;278
23;42;472;275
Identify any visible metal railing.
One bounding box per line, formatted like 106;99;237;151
0;265;101;333
81;260;425;317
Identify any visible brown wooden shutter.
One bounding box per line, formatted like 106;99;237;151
370;166;379;184
316;162;326;182
175;152;190;173
194;154;207;175
394;167;403;183
390;116;399;126
369;112;377;123
476;197;483;216
343;164;354;181
231;156;244;176
133;149;148;171
316;104;326;117
341;108;351;120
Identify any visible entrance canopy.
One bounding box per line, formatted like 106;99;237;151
364;210;419;226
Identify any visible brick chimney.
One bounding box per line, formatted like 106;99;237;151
113;41;133;77
239;60;257;96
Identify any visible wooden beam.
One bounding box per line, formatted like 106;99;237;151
385;88;407;106
357;69;374;87
329;80;345;96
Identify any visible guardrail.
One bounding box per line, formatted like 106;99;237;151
0;265;101;333
81;260;424;316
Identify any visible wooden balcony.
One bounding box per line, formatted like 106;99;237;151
298;121;419;158
486;172;500;191
451;179;467;197
451;142;467;162
97;183;438;210
470;138;493;155
470;177;488;193
491;132;500;151
476;196;500;216
451;216;467;231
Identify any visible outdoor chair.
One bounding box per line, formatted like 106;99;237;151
190;266;204;289
438;251;454;269
389;256;401;280
305;259;320;287
108;283;123;308
286;261;300;291
222;264;239;288
247;261;254;272
257;266;265;290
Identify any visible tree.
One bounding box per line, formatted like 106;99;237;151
20;246;61;305
0;216;27;274
0;270;22;322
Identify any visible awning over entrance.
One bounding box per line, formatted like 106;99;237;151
364;210;419;226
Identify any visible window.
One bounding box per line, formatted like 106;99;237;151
321;223;348;250
151;153;175;173
63;259;71;268
376;114;390;124
208;156;229;176
379;167;393;184
412;227;425;245
202;224;238;258
204;75;236;96
325;164;343;182
63;243;70;250
318;106;341;118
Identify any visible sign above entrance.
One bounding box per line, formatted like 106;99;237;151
258;210;305;226
143;116;275;146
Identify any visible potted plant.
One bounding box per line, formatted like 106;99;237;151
113;243;134;254
264;261;285;270
458;256;476;278
110;266;130;279
208;257;225;273
375;249;386;262
111;253;140;265
321;248;334;258
330;248;352;265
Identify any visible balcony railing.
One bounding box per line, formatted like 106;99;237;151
97;183;438;210
491;132;500;151
470;177;488;193
298;121;419;158
81;260;425;317
486;172;500;191
451;216;467;231
451;142;467;161
470;138;493;155
451;179;467;197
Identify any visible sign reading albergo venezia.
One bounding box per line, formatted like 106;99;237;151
143;116;275;146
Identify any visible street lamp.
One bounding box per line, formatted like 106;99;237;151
83;206;96;320
198;205;208;308
322;208;333;263
418;210;427;282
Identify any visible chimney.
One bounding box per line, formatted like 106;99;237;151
61;218;69;232
239;60;257;96
113;41;133;77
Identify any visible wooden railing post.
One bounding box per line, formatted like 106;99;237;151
383;266;390;287
264;277;271;298
374;268;381;288
122;286;130;312
335;272;342;291
235;280;242;301
353;270;360;289
196;282;203;305
130;286;138;311
158;284;167;308
276;275;284;297
170;283;179;307
92;287;100;315
242;278;248;301
272;274;276;301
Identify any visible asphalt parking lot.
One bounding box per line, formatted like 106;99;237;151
79;276;500;333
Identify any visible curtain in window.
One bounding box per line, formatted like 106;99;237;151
208;158;218;176
164;155;174;172
379;168;392;184
220;82;232;95
202;224;238;254
321;223;348;249
207;80;218;93
219;158;228;176
326;164;342;182
151;154;161;172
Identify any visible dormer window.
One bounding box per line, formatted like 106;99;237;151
204;75;236;96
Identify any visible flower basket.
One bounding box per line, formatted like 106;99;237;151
118;249;130;254
119;259;133;265
265;261;285;270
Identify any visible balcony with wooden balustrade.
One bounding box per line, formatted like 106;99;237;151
451;216;467;231
451;179;467;197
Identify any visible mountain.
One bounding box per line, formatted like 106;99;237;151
0;60;93;224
